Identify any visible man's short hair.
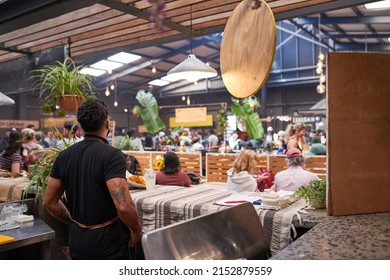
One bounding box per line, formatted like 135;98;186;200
77;99;109;132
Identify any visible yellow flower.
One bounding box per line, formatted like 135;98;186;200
155;155;164;170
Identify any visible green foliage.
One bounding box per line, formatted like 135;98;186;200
135;90;165;134
30;58;95;115
294;178;326;209
116;135;135;151
216;105;227;136
231;97;264;140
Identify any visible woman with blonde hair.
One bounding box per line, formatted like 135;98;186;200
226;149;269;192
287;122;307;151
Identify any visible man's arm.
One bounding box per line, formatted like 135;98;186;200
43;176;71;225
106;177;142;247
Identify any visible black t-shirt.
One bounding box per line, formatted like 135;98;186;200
51;138;129;259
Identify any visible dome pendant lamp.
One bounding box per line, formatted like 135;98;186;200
167;5;217;83
167;54;217;82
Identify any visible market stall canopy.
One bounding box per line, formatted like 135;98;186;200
0;91;15;106
299;98;326;115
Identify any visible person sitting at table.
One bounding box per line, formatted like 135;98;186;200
124;153;141;178
226;150;270;192
156;151;191;187
0;131;23;175
272;148;319;192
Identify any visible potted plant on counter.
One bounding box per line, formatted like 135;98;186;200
31;58;95;116
294;178;326;209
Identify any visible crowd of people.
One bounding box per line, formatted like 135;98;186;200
0;121;85;175
0;99;327;259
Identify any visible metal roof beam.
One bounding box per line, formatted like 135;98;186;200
321;33;390;39
335;43;390;51
99;0;202;36
274;0;378;21
297;16;390;25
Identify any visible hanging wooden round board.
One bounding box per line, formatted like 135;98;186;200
220;0;276;98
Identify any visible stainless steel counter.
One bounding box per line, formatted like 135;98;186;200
0;218;55;259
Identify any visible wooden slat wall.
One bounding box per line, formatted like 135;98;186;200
305;156;326;179
124;151;326;182
124;151;201;176
206;153;236;182
268;156;288;176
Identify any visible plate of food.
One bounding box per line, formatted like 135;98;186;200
127;175;146;189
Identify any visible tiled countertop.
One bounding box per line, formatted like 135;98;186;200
271;211;390;260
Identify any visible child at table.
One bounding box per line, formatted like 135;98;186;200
226;149;269;192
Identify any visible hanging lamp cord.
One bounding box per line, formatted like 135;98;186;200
190;4;193;54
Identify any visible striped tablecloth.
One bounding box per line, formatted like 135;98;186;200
0;177;29;202
130;185;306;255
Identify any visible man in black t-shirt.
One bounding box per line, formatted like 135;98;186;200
44;99;142;259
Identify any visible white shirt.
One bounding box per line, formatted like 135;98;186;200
274;165;319;192
226;168;257;192
207;134;219;147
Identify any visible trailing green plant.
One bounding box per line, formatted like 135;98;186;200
216;104;227;136
294;178;326;209
231;97;264;140
135;90;165;134
30;58;95;115
116;135;136;151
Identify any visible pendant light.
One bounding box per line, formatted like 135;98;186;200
167;5;217;82
0;91;15;106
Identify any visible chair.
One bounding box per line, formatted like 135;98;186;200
141;202;271;260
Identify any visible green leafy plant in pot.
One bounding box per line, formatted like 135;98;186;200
30;58;95;116
294;178;326;209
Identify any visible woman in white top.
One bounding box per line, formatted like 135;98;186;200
227;149;269;192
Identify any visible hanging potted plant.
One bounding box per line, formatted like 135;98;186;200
30;58;95;115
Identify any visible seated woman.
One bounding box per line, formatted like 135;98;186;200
227;149;269;192
0;131;23;175
156;151;191;187
124;154;141;178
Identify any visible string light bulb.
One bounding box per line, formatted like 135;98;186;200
107;69;112;75
320;74;326;83
114;101;118;107
182;96;185;101
105;87;110;96
152;66;156;73
315;14;326;94
186;96;190;106
316;83;326;94
110;84;115;90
